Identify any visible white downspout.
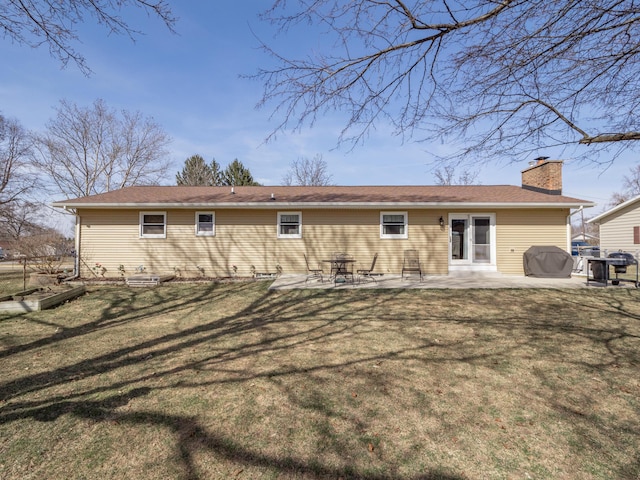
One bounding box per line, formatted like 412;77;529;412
62;207;81;281
73;212;81;278
568;206;584;251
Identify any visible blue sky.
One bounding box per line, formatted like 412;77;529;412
0;1;634;216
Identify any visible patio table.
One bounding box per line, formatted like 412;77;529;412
323;258;356;284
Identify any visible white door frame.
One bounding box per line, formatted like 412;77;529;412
448;213;497;272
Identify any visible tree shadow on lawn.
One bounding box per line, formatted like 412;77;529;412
3;385;467;480
0;284;639;479
0;281;248;359
0;283;387;402
0;283;471;479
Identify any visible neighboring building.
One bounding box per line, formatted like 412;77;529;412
52;159;594;278
571;233;599;243
587;195;640;256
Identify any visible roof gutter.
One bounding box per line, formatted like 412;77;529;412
52;201;596;210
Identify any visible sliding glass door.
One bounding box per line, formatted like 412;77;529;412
449;214;496;270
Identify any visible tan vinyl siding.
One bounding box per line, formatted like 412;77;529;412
495;209;570;274
77;208;447;278
76;207;570;278
283;209;448;275
598;203;640;256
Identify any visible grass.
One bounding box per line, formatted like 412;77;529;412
0;258;76;294
0;266;29;293
611;263;639;285
0;278;639;479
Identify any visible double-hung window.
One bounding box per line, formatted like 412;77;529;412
380;211;408;239
195;212;215;236
140;212;166;238
278;212;302;238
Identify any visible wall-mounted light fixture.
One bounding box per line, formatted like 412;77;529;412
439;216;445;227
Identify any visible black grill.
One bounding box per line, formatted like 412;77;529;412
607;251;637;274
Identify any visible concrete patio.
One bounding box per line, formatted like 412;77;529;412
268;272;617;290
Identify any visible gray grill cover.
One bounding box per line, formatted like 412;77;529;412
523;246;573;278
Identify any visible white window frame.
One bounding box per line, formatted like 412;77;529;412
277;211;302;239
380;211;408;239
139;211;167;239
195;211;215;236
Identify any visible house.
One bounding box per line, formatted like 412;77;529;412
52;159;594;279
587;195;640;256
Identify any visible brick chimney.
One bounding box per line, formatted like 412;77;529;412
521;157;563;195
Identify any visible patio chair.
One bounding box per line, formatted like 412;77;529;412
402;249;423;281
304;254;323;283
357;253;378;283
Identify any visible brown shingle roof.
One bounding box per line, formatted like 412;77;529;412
52;185;594;208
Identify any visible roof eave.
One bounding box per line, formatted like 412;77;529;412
52;201;596;209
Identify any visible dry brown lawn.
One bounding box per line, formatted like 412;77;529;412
0;267;27;294
0;281;639;479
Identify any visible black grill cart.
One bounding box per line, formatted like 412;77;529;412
587;252;638;287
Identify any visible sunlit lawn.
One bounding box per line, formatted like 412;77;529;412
0;266;28;294
0;280;639;479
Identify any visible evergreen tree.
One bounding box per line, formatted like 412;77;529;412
210;158;223;186
176;155;213;186
221;159;260;186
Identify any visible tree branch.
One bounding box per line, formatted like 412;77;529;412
255;0;640;163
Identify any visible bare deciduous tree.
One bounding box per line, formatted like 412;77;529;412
433;165;479;186
33;99;172;198
0;115;33;208
621;165;640;197
256;1;640;164
282;155;333;186
16;227;69;274
0;201;41;241
0;0;176;74
606;163;640;207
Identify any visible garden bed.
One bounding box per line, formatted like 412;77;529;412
0;284;85;313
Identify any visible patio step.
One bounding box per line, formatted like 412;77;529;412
126;274;174;287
